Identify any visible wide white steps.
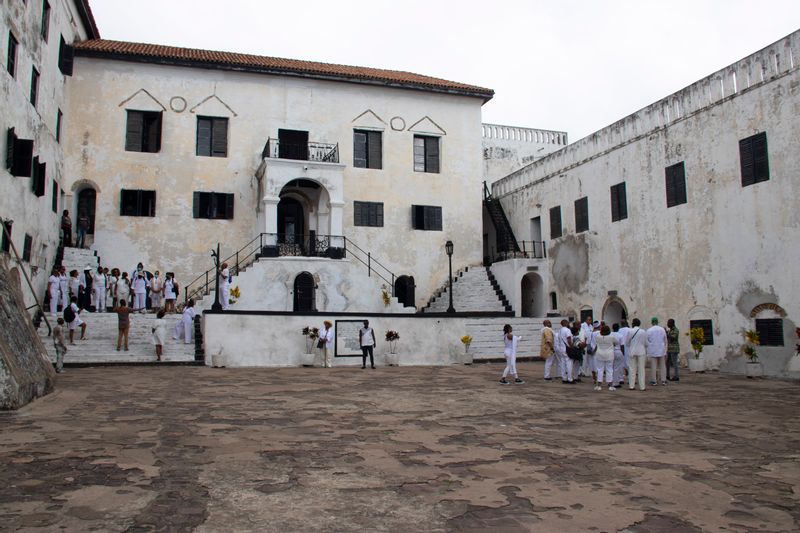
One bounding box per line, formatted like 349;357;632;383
426;266;508;313
61;247;100;273
466;317;566;359
38;312;197;364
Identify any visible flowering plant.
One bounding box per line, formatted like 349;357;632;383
743;329;760;362
230;285;240;304
381;289;391;306
302;326;319;340
385;330;400;342
460;335;473;345
687;328;705;359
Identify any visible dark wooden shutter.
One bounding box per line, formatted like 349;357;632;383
411;205;420;229
211;118;228;157
196;117;211;156
575;197;588;233
367;131;382;169
148;190;156;217
31;156;39;194
755;318;784;346
13;138;34;177
147;112;162;152
58;36;74;76
6;128;16;172
618;183;627;220
665;162;686;207
225;193;234;219
51;179;58;212
375;202;383;226
192;192;200;218
120;189;127;216
22;234;32;262
32;159;46;197
425;137;440;173
125;111;143;152
739;136;754;186
431;206;442;230
753;132;769;183
550;206;562;239
353;131;367;168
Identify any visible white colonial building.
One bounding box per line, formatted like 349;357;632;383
489;30;800;377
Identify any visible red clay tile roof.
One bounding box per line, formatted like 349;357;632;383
74;39;494;101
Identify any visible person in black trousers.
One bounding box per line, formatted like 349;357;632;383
359;320;377;369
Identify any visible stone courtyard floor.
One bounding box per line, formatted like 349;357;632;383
1;364;799;532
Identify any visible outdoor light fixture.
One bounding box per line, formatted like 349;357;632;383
445;240;455;313
211;243;223;312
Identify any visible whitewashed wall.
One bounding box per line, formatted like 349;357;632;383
482;123;567;184
63;58;485;307
1;1;93;307
493;31;800;377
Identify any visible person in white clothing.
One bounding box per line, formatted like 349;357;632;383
163;272;178;314
58;266;69;310
47;268;60;316
646;317;668;386
68;269;82;302
152;309;168;361
320;320;334;368
617;320;631;387
594;325;620;390
93;266;107;313
579;316;594;377
173;299;196;344
358;319;377;369
626;318;648;390
556;319;575;384
585;320;601;384
500;324;524;384
541;320;556;380
219;265;230;311
150;271;163;310
131;272;149;313
611;323;627;386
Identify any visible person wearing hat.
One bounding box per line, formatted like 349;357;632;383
646;316;668;386
319;320;334;368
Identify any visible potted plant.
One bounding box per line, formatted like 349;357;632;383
743;329;762;378
460;335;473;365
687;327;706;372
381;288;391;307
301;326;319;366
384;330;400;366
229;285;241;304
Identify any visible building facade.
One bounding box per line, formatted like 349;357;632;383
492;30;800;377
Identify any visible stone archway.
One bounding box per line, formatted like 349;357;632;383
521;272;545;317
602;297;628;326
395;275;415;308
293;271;316;312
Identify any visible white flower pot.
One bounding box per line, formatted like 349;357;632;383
301;352;316;367
384;352;399;366
688;357;705;372
462;346;473;365
744;361;763;378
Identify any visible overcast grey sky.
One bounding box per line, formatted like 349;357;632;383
88;0;800;141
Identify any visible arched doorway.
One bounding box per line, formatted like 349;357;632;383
602;297;628;326
278;197;305;245
76;188;97;236
293;272;316;312
394;275;415;308
521;272;545;317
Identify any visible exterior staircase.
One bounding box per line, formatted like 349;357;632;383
37;311;199;365
422;266;512;313
61;246;100;274
466;317;567;361
484;185;519;256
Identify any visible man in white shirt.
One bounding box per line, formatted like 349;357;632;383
359;319;376;369
93;266;107;313
626;318;648;390
646;317;668;386
556;319;574;383
617;319;631;387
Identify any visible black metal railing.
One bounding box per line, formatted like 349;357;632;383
483;180;492;200
485;241;547;265
342;237;396;295
262;139;339;163
271;233;344;258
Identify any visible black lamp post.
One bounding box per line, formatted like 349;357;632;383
211;243;223;312
445;240;455;313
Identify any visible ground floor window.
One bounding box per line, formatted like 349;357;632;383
755;318;784;346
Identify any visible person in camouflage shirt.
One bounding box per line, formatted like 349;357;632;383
666;318;680;381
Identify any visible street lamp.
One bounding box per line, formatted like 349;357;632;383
445;240;455;313
211;243;223;312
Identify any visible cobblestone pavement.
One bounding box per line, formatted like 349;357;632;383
1;364;799;532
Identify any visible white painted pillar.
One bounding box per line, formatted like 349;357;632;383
329;200;345;248
262;195;280;246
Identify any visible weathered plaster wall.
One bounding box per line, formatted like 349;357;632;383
64;58;485;307
1;1;93;308
493;31;800;376
482;123;567;184
489;258;550;317
204;312;473;368
0;257;55;409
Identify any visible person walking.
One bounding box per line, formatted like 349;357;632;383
80;266;93;311
626;318;647;390
152;309;168;361
594;324;620;391
666;318;681;381
617;319;631;387
53;317;68;373
68;269;81;302
647;317;668;386
541;319;556;381
320;320;334;368
107;268;118;309
500;324;524;384
358;319;377;369
58;266;69;312
219;264;231;310
60;210;72;247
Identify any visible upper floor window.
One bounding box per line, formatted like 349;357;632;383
7;32;18;78
41;1;51;42
30;67;40;107
51;179;58;213
58;36;74;76
574;197;589;233
689;319;714;345
549;206;562;239
193;192;234;220
353;130;382;169
56;109;62;142
1;220;11;253
6;127;34;177
411;205;442;231
354;201;384;227
739;132;769;187
196;116;228;157
413;135;439;173
125;110;162;153
22;234;32;262
120;189;156;217
31;156;46;197
665;161;687;208
610;182;627;222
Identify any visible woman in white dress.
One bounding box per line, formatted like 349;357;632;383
116;272;131;309
150;270;164;311
163;272;177;314
219;266;230;310
47;267;60;316
92;266;107;312
107;268;118;309
152;309;167;361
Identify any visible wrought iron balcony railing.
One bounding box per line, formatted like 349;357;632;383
262;139;339;163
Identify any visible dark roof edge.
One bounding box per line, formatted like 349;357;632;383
75;0;101;39
73;49;494;103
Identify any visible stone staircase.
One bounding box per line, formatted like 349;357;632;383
423;266;511;313
61;246;100;273
466;317;566;361
37;311;199;365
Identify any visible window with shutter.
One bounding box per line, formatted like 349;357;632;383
413;135;440;173
1;220;11;253
354;201;384;227
549;206;562;239
51;179;58;212
353;130;383;169
7;128;34;178
739;132;769;187
755;318;784;346
193;192;234;220
56;109;63;143
125;111;162;153
41;1;51;41
610;182;627;222
575;197;589;233
30;67;40;108
196;116;229;157
120;189;156;217
32;158;46;197
665;162;687;208
58;36;74;76
353;131;367;168
22;234;32;262
411;205;442;231
7;32;17;77
689;319;714;345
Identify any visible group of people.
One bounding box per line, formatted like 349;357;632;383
60;209;90;249
306;319;375;369
534;315;680;390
